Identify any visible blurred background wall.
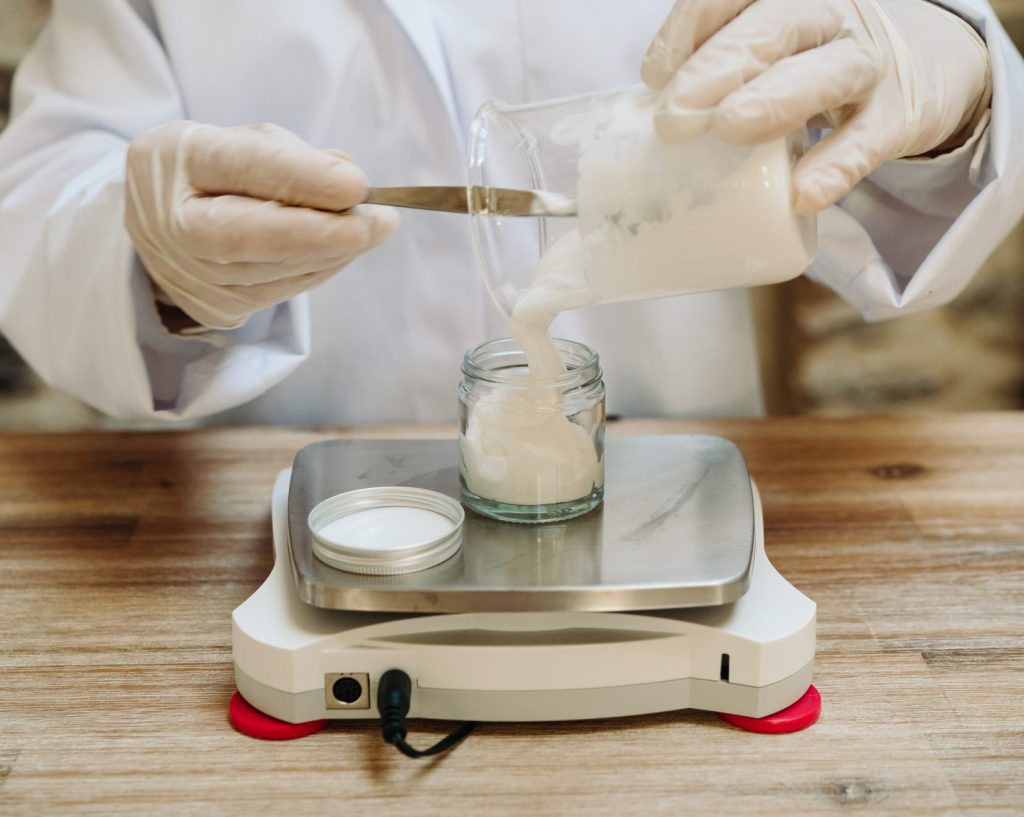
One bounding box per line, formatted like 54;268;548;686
755;0;1024;414
0;0;1022;427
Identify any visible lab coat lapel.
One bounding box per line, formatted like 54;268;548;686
378;0;463;143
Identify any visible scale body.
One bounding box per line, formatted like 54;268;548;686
232;437;816;724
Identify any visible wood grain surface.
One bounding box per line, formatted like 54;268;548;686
1;416;1022;816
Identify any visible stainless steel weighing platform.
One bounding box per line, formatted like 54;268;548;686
288;436;754;613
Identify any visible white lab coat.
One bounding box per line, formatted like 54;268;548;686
0;0;1021;424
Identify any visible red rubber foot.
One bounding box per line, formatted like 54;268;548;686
229;691;329;740
718;684;821;734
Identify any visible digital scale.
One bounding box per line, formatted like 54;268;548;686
230;436;818;742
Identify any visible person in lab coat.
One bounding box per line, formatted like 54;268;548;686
0;0;1021;424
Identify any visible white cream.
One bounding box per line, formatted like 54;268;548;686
462;91;814;509
508;229;592;380
460;229;605;508
575;94;815;302
460;378;602;506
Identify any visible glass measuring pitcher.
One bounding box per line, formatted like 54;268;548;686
468;86;817;322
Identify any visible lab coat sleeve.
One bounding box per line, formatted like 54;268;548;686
0;0;310;422
806;0;1024;321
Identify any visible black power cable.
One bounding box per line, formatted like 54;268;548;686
377;669;476;758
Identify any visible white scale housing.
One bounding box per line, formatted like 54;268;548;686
232;438;816;723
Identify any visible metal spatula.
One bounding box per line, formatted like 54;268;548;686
364;186;577;217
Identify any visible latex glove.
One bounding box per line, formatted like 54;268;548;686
125;121;397;330
641;0;992;214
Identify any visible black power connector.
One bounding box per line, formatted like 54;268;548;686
377;669;476;758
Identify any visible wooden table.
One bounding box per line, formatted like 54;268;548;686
1;415;1022;816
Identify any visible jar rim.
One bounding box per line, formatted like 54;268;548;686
461;338;601;389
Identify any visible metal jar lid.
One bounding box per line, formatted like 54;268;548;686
308;487;464;576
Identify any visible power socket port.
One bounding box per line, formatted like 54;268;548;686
324;672;370;710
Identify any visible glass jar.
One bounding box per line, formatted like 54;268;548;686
458;338;605;524
468;85;817;322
